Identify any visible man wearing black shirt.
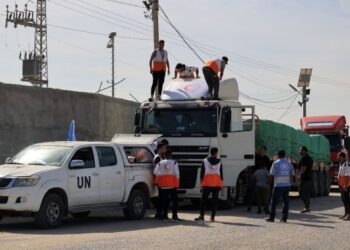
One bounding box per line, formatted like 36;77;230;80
299;146;314;213
247;146;271;212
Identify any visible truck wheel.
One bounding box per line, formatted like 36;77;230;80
34;193;64;229
71;211;90;219
123;189;147;220
0;216;3;221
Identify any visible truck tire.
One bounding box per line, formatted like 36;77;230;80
123;189;147;220
71;211;90;219
34;193;65;229
0;216;3;221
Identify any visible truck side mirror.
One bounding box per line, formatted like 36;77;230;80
345;137;350;152
134;113;140;126
223;109;231;133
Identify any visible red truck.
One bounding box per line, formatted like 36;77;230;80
301;115;350;184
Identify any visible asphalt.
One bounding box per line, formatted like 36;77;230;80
0;192;348;250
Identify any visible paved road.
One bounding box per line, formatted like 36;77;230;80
0;193;348;250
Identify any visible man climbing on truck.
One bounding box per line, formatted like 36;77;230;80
202;56;228;100
173;63;200;79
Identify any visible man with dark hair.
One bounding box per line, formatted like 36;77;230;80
266;150;295;223
153;142;167;219
153;149;181;221
299;146;314;213
173;63;199;79
149;40;170;101
195;147;223;222
247;145;271;212
337;152;350;220
202;56;228;100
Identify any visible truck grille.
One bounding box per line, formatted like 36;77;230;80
0;178;12;188
170;146;209;189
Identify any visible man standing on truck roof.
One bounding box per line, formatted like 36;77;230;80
337;152;350;220
153;149;181;221
149;40;170;101
299;146;314;213
153;143;167;220
173;63;200;79
202;56;228;100
266;150;295;223
195;147;223;222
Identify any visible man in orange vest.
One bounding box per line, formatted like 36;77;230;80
337;152;350;220
202;56;228;100
195;147;223;222
149;40;170;101
153;149;181;221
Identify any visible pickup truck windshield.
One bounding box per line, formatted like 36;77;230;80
141;108;217;137
9;145;72;166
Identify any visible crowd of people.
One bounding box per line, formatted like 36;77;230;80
149;40;228;101
151;140;350;223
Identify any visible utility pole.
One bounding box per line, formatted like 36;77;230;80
143;0;160;100
302;86;307;117
5;0;48;87
107;32;116;98
152;0;159;50
289;68;312;117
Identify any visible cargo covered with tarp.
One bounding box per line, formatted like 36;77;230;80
255;120;330;163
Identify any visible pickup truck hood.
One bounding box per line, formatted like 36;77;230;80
0;164;58;177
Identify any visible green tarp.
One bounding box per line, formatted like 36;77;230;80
255;120;330;163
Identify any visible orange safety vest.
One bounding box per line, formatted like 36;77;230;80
154;159;179;188
204;59;222;74
152;49;168;72
338;161;350;187
201;159;223;188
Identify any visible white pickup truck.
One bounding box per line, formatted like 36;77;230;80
0;136;157;228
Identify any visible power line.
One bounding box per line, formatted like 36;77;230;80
277;94;299;122
48;23;151;40
159;5;205;64
105;0;145;9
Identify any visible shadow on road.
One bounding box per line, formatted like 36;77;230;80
0;215;212;235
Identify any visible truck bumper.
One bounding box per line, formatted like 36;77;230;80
0;186;43;213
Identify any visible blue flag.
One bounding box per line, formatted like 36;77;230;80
67;120;76;141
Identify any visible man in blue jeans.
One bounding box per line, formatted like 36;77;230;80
266;150;295;223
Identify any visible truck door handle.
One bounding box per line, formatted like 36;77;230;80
70;175;76;178
244;154;254;159
221;155;227;158
116;171;122;175
92;172;99;177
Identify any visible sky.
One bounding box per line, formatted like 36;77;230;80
0;0;349;128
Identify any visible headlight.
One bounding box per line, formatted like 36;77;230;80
12;176;40;187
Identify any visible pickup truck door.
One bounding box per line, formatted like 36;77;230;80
96;146;124;203
218;105;255;186
68;146;100;206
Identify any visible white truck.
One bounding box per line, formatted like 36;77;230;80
0;137;158;228
134;78;255;207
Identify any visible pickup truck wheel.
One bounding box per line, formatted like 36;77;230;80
34;193;64;229
71;211;90;219
123;189;147;220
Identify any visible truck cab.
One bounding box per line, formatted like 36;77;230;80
301;115;350;183
0;139;157;228
134;78;255;205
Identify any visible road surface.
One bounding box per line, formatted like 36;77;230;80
0;193;348;250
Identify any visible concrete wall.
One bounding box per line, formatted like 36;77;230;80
0;82;138;162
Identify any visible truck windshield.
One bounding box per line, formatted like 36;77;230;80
324;134;342;152
141;108;217;137
9;145;72;166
